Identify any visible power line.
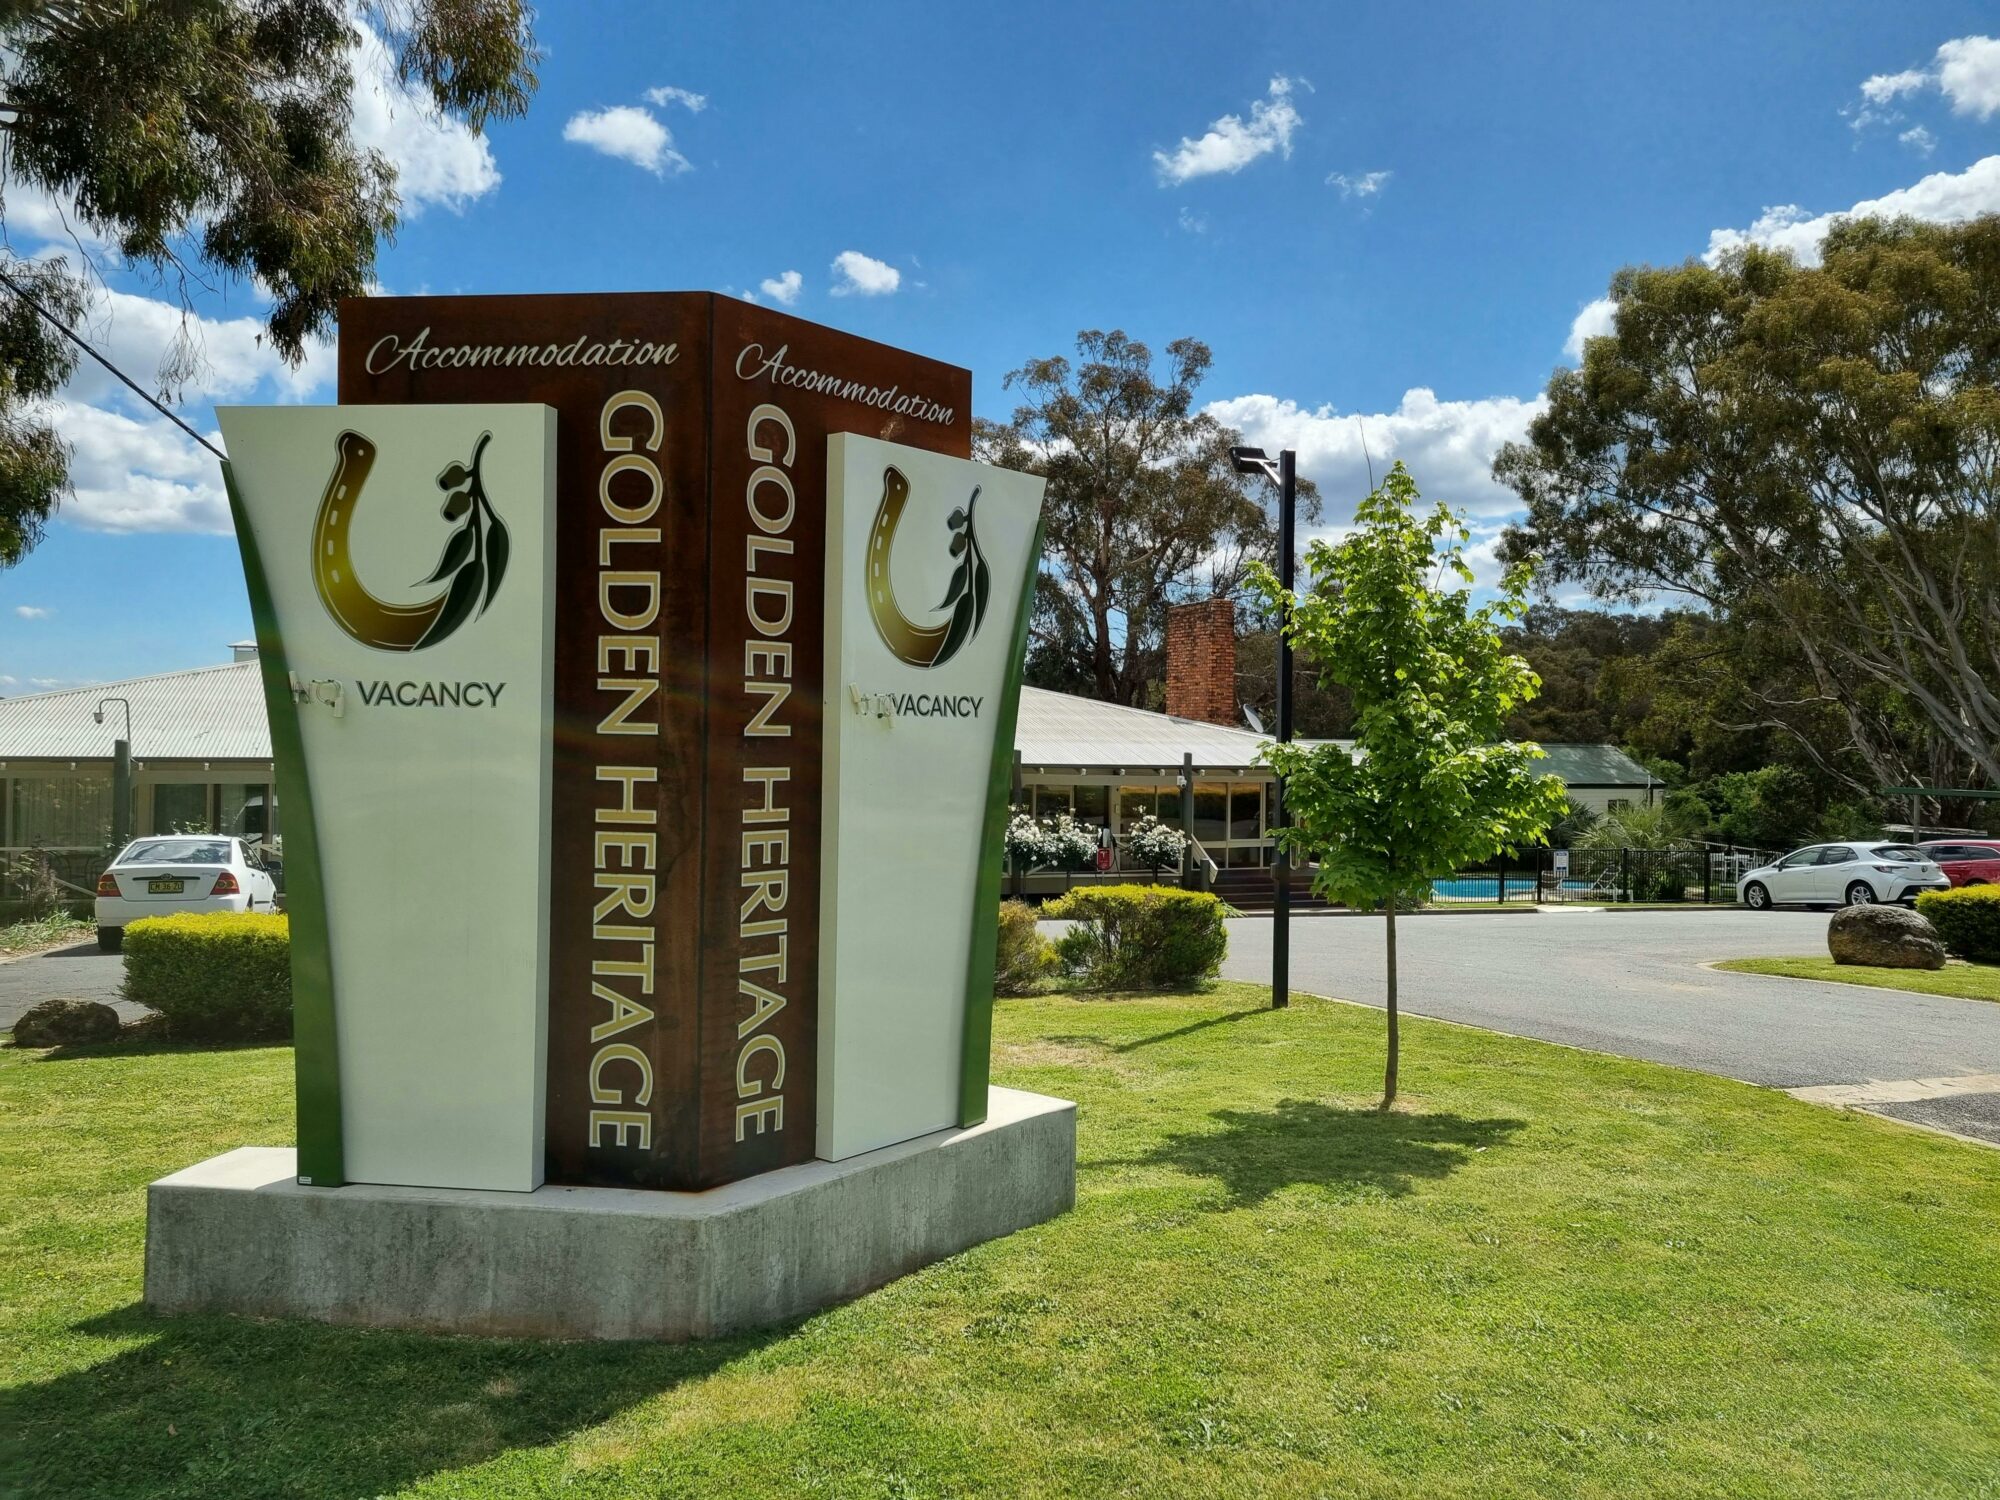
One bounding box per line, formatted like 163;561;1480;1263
0;267;225;460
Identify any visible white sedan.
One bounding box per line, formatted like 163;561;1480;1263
94;836;279;950
1737;842;1950;912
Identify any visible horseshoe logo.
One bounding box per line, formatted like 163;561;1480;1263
311;429;510;652
866;465;989;669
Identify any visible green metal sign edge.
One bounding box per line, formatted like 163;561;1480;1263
221;460;345;1186
958;516;1046;1128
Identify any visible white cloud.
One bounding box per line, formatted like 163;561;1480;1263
1563;297;1618;360
563;105;689;176
14;605;51;619
829;250;900;297
1851;36;2000;130
1704;155;2000;267
1153;77;1302;185
1860;67;1931;106
1938;35;2000;119
1206;387;1544;531
645;85;708;113
1328;170;1392;199
758;269;803;306
1899;125;1938;156
54;400;231;534
1178;206;1209;234
348;22;501;213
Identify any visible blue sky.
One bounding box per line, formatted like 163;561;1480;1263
4;1;1999;691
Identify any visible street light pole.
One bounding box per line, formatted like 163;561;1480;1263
1228;444;1297;1011
95;697;133;849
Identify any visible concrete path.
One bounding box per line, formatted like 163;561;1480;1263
1222;908;2000;1145
0;942;143;1028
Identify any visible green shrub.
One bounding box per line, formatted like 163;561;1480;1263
123;912;292;1039
995;899;1055;996
1043;884;1228;990
1915;886;2000;964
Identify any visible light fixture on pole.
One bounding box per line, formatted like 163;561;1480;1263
94;696;134;849
1229;444;1295;1011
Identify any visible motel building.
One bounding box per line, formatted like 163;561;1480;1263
0;603;1660;902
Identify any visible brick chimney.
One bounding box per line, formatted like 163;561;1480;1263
1164;598;1238;726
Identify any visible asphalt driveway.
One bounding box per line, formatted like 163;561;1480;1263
0;942;140;1028
1223;907;2000;1144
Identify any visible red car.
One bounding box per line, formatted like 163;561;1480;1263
1919;840;2000;888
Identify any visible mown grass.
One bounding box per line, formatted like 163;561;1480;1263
4;984;1998;1498
1715;955;2000;1003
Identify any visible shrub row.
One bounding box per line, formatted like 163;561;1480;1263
124;912;292;1039
1042;884;1229;991
1915;885;2000;964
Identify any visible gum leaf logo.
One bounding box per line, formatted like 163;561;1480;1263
311;429;509;653
934;488;989;666
416;434;510;648
866;467;990;669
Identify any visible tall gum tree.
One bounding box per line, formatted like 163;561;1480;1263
1251;463;1567;1107
1495;215;2000;795
975;329;1318;706
0;0;541;565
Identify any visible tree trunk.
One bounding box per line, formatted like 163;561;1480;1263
1381;904;1399;1110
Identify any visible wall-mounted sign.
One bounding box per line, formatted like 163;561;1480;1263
216;294;1039;1197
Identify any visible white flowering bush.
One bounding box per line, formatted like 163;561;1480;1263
1006;813;1056;868
1124;814;1190;871
1005;811;1101;870
1045;814;1102;871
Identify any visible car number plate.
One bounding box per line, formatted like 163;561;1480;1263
147;878;185;894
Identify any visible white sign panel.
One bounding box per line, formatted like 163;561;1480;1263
819;434;1045;1160
218;405;557;1191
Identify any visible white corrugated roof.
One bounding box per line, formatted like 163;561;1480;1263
0;660;272;762
1015;685;1306;774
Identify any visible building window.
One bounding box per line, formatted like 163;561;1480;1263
1119;785;1169;826
1607;798;1631;813
1192;782;1228;844
220;784;274;841
1230;784;1262;841
1072;784;1109;829
1033;786;1072;820
152;784;209;834
9;777;112;848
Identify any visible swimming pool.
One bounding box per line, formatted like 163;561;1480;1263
1429;876;1596;900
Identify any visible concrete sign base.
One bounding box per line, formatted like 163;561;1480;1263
144;1088;1075;1342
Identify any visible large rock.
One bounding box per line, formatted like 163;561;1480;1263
11;997;122;1048
1827;904;1946;970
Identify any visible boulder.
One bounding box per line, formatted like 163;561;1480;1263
1827;903;1946;970
10;997;122;1048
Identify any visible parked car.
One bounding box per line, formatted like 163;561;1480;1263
1737;842;1950;912
93;836;279;951
1919;839;2000;888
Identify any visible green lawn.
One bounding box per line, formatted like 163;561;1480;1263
1715;955;2000;1002
4;985;1998;1499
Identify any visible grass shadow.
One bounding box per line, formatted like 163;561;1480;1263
1;1301;787;1500
1110;1007;1267;1053
25;1017;280;1063
1128;1097;1525;1207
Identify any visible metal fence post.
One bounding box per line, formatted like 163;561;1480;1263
1702;851;1712;905
1497;848;1508;904
1620;847;1631;904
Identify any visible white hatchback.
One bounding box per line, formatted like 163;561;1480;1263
1737;842;1951;912
94;836;279;951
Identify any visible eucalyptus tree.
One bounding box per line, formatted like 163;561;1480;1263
976;329;1318;706
0;0;541;565
1496;215;2000;791
1251;463;1566;1107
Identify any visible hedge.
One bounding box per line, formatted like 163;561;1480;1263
995;899;1054;996
1915;885;2000;964
123;911;292;1039
1044;884;1228;990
